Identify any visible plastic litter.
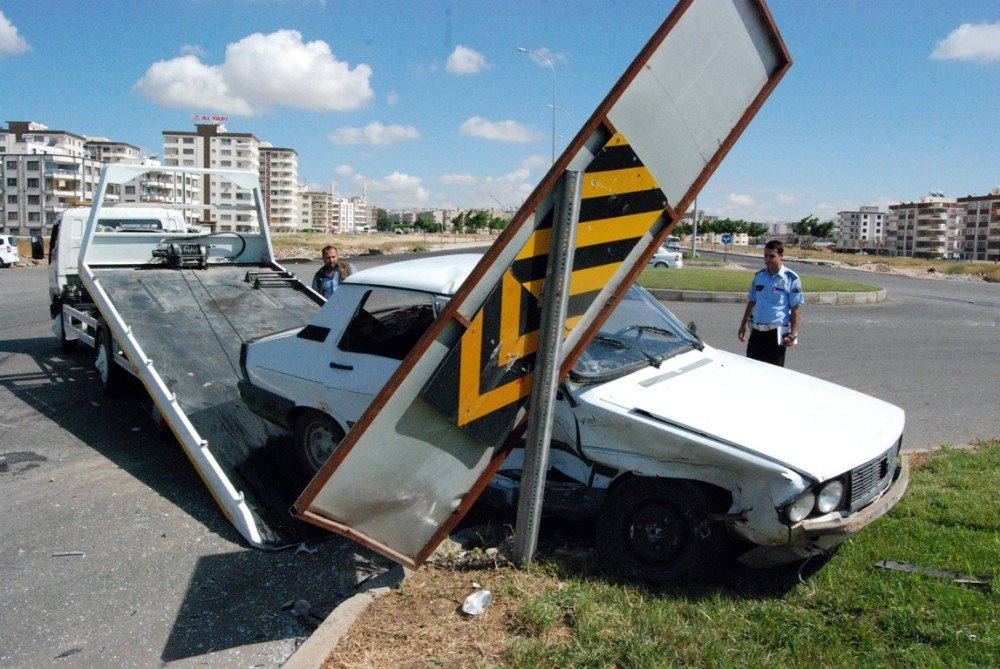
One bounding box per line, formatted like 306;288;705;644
294;542;318;556
461;589;492;616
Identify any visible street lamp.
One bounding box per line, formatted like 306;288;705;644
517;47;556;165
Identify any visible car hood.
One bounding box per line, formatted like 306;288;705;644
594;348;905;481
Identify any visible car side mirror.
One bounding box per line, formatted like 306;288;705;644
686;321;698;335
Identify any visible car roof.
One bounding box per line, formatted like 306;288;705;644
345;253;483;296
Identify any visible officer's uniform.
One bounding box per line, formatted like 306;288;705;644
745;266;803;366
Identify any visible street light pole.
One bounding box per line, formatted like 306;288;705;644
517;47;556;165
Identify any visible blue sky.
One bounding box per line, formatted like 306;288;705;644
2;1;998;220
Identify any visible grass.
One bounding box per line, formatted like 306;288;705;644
326;443;999;668
639;267;879;293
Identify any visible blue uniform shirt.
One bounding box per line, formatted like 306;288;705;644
311;263;356;299
747;266;803;325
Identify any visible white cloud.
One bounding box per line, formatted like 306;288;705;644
180;44;207;58
0;10;31;56
460;116;542;143
334;164;355;178
775;192;797;205
134;30;373;115
386;91;400;106
931;22;1000;62
438;173;476;185
327;122;420;146
359;172;430;208
726;193;756;207
446;45;490;74
519;155;550;171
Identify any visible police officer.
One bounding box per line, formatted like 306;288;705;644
311;246;356;299
737;240;803;366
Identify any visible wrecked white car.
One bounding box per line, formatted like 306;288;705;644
239;254;907;583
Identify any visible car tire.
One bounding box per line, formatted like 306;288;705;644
95;322;128;395
654;261;667;268
0;258;7;268
595;478;723;584
58;311;79;353
294;410;346;478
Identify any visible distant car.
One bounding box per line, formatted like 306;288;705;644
239;253;908;584
648;245;683;269
1;235;21;267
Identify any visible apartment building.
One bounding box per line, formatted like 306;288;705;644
259;144;299;232
887;195;965;259
298;189;332;231
85;137;200;215
162;123;260;232
836;206;886;249
1;121;103;235
957;188;1000;261
331;191;371;233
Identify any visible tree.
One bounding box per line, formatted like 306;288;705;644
375;208;391;232
674;221;693;237
747;222;768;240
792;215;836;240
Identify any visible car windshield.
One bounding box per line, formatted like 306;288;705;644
571;285;700;382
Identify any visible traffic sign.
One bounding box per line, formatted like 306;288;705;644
722;233;732;244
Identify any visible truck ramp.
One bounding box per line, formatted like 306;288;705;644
98;265;324;547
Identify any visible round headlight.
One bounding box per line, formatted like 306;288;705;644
785;492;815;524
816;480;844;514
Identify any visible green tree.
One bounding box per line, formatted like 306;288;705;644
747;222;768;240
674;221;693;237
375;208;391;232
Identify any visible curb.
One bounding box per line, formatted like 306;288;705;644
282;565;407;669
647;288;887;305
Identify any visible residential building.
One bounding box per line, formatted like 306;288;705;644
162;123;260;232
298;188;332;231
1;121;102;235
259;144;299;232
957;188;1000;261
85;137;200;216
331;185;371;233
836;206;886;249
887;194;965;259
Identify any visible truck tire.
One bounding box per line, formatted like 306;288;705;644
95;323;128;395
58;311;79;353
595;478;722;584
294;410;345;478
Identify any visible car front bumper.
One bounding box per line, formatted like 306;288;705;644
737;455;910;568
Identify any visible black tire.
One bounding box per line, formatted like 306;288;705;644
95;323;128;395
0;258;8;268
58;311;78;353
596;478;723;584
654;261;667;268
293;410;345;478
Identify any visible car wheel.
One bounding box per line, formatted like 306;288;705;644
0;258;7;268
595;478;723;584
294;410;346;477
59;311;78;353
95;323;128;395
654;261;667;268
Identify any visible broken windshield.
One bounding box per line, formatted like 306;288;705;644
571;285;699;382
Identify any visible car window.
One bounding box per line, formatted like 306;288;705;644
571;285;699;382
338;288;440;360
95;218;164;232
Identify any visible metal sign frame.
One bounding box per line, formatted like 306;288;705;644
293;0;791;567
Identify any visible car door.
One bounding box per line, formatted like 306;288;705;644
320;286;442;428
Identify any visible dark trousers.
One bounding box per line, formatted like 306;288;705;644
747;328;787;367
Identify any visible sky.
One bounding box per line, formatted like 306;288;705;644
1;0;998;221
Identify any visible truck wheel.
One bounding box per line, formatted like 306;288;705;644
595;478;722;584
58;312;78;353
95;324;127;395
294;410;345;477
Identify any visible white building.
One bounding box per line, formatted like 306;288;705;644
298;189;332;231
957;187;1000;261
162;124;261;232
259;144;299;232
836;206;886;249
887;194;965;259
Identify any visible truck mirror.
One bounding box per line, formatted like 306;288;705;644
30;235;44;260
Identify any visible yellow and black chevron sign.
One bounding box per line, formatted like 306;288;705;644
423;132;667;436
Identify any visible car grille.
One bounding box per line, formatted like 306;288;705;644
848;440;900;512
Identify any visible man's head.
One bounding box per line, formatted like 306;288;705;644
322;245;339;267
763;239;784;275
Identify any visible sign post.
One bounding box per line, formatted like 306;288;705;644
513;170;582;565
722;233;732;261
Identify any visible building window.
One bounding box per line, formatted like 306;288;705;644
183;149;194;155
183;137;194;144
5;160;16;169
7;195;16;203
125;186;136;195
26;160;39;170
28;195;39;204
6;178;15;186
6;212;16;221
27;178;39;188
28;212;40;222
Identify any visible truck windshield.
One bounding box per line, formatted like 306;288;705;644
571;285;699;382
96;218;164;232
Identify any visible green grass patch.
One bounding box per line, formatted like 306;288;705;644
639;267;879;292
503;444;999;668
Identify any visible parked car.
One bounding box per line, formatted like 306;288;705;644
239;254;907;583
648;244;683;269
1;235;21;267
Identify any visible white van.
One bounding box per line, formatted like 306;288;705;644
1;234;20;267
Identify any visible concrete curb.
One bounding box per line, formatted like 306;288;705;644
282;565;407;669
647;288;887;305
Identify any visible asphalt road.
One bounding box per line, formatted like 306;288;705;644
2;254;998;667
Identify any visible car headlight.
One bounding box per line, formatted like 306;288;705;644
785;491;815;523
815;480;844;514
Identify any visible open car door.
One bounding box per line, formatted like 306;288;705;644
294;0;792;567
